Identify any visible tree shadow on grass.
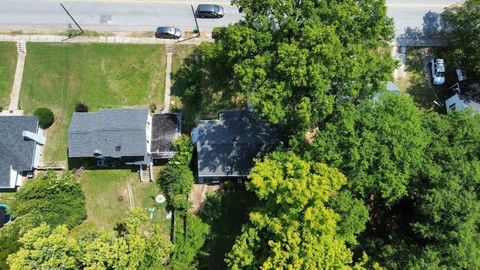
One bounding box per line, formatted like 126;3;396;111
404;47;445;113
196;183;257;270
170;46;245;133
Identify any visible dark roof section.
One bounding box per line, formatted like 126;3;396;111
459;77;480;103
197;111;279;177
151;113;181;159
68;108;148;159
0;116;38;188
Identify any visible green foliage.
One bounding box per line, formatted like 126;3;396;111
0;172;86;268
158;164;193;217
12;171;87;228
198;184;257;269
158;134;194;217
0;215;42;270
226;151;366;269
33;107;54;128
178;0;395;134
7;224;79;270
442;0;480;75
170;214;210;269
173;134;194;166
7;208;173;270
361;111;480;269
302;93;429;204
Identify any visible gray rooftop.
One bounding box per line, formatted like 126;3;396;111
68;108;149;159
0;116;38;188
197;111;279;177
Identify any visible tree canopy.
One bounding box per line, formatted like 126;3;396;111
300;93;429;204
177;0;395;134
226;152;368;269
0;172;86;269
442;0;480;75
361;111;480;269
7;208;173;270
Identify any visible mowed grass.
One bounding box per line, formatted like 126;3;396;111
80;169;168;230
172;44;196;74
20;43;166;163
0;42;17;109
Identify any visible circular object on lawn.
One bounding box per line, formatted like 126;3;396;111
155;194;166;204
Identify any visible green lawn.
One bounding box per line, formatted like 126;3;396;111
172;45;196;75
80;168;168;230
198;184;257;270
170;45;196;110
0;42;17;109
20;43;166;163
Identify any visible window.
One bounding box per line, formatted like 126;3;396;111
449;103;456;112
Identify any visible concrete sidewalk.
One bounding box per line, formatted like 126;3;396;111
0;34;213;45
8;53;26;111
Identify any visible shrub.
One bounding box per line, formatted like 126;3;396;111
75;102;88;112
33;108;54;128
149;103;157;114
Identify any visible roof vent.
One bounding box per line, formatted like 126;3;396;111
224;166;231;173
115;145;121;152
94;149;102;156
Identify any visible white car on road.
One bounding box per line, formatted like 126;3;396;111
431;58;446;86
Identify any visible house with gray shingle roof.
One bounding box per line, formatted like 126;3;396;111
0;116;45;189
68;108;181;181
194;110;279;183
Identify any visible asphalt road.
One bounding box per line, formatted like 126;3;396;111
0;0;465;39
0;0;242;33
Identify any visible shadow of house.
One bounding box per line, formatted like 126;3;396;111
68;109;181;181
194;111;280;184
0;116;45;190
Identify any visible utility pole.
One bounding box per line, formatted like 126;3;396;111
60;3;84;39
191;4;200;34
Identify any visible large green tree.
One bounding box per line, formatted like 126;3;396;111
226;152;368;269
182;0;395;133
442;0;480;75
7;208;173;270
0;172;86;269
300;93;429;204
361;111;480;269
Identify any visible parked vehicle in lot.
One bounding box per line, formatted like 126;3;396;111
430;58;446;85
196;4;224;18
155;27;182;39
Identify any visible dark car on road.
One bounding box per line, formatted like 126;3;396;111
155;27;182;39
196;4;224;18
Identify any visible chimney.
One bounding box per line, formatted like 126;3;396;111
23;131;45;145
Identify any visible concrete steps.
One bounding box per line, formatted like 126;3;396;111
16;40;26;54
166;44;175;54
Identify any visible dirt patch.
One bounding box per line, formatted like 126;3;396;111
189;184;222;213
